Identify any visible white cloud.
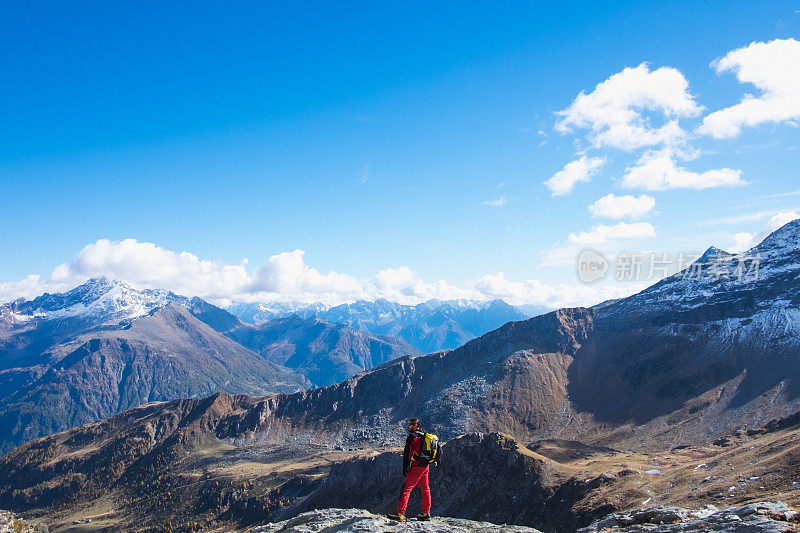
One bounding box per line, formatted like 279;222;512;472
567;221;656;246
249;250;365;300
699;38;800;138
730;210;800;252
589;194;655;219
469;272;645;309
542;221;658;267
544;155;606;196
556;63;702;151
0;275;63;305
373;266;473;304
483;195;508;207
49;238;251;302
1;238;647;310
620;150;745;190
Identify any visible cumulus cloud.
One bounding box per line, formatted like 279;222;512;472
556;63;702;151
0;275;64;305
730;210;800;252
544;155;606;196
588;193;655;219
49;238;251;303
620;150;745;190
699;38;800;138
469;272;645;309
0;238;648;310
249;250;365;301
541;221;657;268
373;266;474;304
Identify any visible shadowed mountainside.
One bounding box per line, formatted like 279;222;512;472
2;394;800;532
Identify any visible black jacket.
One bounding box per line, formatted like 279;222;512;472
402;430;425;476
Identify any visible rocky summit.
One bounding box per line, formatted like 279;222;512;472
252;508;543;533
252;504;800;533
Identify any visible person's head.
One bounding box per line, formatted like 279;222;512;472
406;417;421;433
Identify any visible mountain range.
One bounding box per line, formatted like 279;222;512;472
0;279;418;453
221;218;798;451
226;297;535;352
186;297;421;387
1;219;799;531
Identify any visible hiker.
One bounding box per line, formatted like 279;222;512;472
387;417;439;522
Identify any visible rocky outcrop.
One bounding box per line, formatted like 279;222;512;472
253;508;543;532
579;502;799;532
0;510;46;532
251;503;800;533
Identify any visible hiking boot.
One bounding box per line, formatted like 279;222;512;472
416;513;431;521
387;513;405;522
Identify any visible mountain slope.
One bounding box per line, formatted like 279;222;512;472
0;277;186;376
201;219;800;449
3;394;800;532
0;279;420;452
6;220;798;454
2;221;800;529
187;298;421;387
0;304;309;453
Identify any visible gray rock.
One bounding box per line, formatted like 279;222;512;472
252;508;542;532
579;501;798;532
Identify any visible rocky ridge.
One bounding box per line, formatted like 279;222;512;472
252;508;543;532
249;503;800;533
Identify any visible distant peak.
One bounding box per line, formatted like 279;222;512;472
696;246;732;264
66;277;129;300
82;276;121;288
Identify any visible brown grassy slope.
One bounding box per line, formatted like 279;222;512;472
2;396;800;532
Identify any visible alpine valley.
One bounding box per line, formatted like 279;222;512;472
2;221;800;532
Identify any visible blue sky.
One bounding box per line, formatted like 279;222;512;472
2;1;800;307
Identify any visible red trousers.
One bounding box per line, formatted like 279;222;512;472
397;465;430;515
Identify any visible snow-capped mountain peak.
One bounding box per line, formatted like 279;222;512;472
600;218;800;321
3;277;185;324
695;246;732;264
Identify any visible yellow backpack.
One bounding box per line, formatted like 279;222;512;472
415;432;441;465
